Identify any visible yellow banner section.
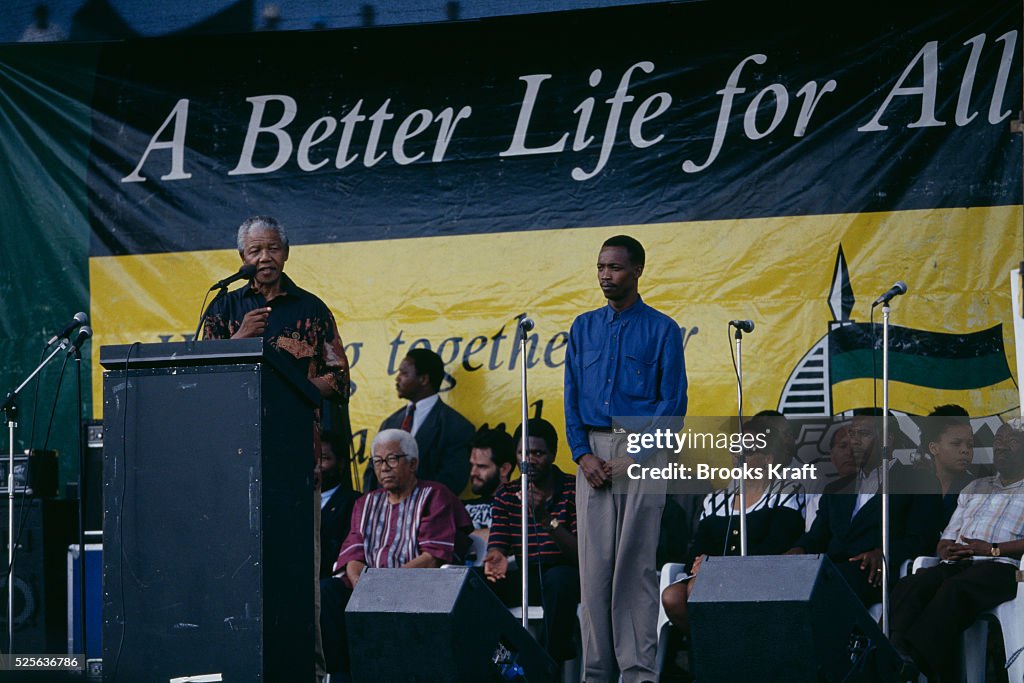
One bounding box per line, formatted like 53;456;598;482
830;378;1019;418
89;206;1022;480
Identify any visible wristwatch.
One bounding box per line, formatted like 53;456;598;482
547;517;560;531
991;543;1001;557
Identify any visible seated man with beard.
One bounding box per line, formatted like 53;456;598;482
463;423;517;547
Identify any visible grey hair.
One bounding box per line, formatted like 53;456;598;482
236;215;288;253
372;428;419;466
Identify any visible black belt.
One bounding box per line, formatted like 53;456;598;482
588;427;626;434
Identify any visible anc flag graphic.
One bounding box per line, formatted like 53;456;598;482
828;323;1018;416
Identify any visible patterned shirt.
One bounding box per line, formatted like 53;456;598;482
942;475;1024;566
487;467;577;564
335;481;473;586
201;272;349;395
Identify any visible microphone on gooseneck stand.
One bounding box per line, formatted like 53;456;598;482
209;263;258;292
194;264;258;342
66;326;92;356
45;312;88;347
872;281;907;308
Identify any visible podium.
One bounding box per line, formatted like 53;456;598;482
100;339;320;682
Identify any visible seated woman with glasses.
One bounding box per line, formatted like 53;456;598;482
319;428;473;679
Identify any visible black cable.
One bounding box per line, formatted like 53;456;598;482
526;488;548;633
112;342;140;682
193;290;213;342
870;307;878;413
26;346;47;452
728;325;742;419
721;489;735;557
42;353;72;450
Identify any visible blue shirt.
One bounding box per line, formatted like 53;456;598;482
563;297;688;461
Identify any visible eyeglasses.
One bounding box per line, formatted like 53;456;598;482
371;453;407;469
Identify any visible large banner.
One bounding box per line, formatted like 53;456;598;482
3;2;1021;484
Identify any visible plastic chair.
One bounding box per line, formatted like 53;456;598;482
866;559;912;622
466;533;487;566
655;562;689;674
910;555;1024;683
441;533;488;569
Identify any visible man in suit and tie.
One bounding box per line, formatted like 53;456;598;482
319;431;357;579
786;410;942;604
362;348;475;496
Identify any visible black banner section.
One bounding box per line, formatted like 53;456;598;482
86;1;1022;256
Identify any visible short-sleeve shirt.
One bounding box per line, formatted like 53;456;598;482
335;481;473;586
201;272;349;394
941;475;1024;566
487;467;577;564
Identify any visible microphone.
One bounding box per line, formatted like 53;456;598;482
518;317;535;332
872;281;908;307
729;320;755;333
67;326;92;356
209;263;258;291
45;312;89;346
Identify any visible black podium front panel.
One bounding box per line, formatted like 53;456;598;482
101;341;317;682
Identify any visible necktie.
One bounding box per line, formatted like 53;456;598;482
401;403;415;432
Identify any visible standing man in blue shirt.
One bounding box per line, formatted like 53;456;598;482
564;235;688;683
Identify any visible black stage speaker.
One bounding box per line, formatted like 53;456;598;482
0;499;76;654
346;567;558;682
100;340;320;683
688;555;903;682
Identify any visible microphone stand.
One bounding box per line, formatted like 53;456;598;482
192;285;228;343
880;302;892;637
734;326;748;556
73;346;88;661
518;323;530;631
0;336;73;651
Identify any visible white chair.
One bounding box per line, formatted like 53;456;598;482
867;559;912;622
910;555;1024;683
441;533;488;569
655;562;689;674
467;533;487;566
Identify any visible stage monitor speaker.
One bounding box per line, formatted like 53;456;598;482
0;499;77;654
688;555;904;683
346;567;558;683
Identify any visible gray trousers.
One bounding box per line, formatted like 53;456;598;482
577;431;665;683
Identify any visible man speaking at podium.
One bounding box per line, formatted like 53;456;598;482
201;214;349;397
201;214;349;680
